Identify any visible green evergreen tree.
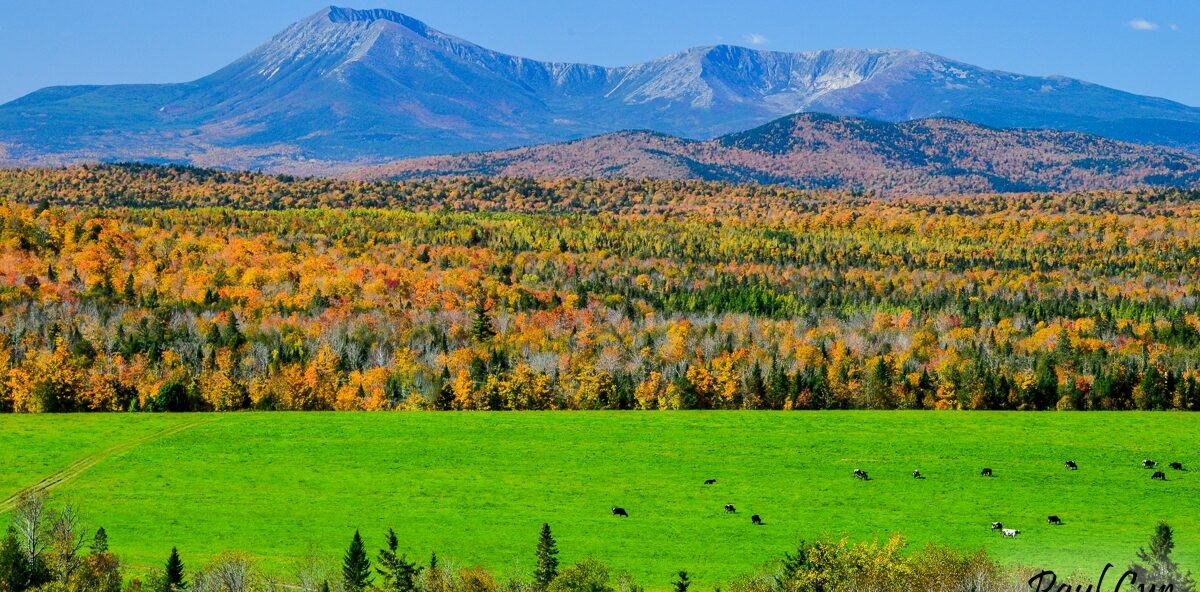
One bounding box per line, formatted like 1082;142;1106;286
342;530;373;592
0;526;31;592
91;528;109;555
672;571;690;592
470;299;497;342
123;272;137;303
534;523;559;591
1029;355;1058;410
775;542;813;588
1136;365;1168;410
376;528;420;592
744;362;766;409
164;547;186;592
863;357;894;409
1129;521;1195;591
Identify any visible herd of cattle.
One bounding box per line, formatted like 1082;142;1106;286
609;459;1186;535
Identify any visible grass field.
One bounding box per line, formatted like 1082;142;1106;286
1;412;1197;588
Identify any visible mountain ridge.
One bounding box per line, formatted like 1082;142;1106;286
2;6;1200;172
351;112;1200;195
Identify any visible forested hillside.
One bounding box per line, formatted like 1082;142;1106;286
2;165;1200;412
355;115;1200;195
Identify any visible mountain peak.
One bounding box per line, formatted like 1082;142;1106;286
4;7;1200;171
322;6;430;32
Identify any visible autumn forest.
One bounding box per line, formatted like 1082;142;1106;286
2;164;1200;413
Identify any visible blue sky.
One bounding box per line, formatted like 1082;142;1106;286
1;1;1196;105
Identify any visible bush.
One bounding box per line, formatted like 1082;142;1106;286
547;559;613;592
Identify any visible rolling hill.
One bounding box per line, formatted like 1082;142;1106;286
2;6;1200;172
352;113;1200;194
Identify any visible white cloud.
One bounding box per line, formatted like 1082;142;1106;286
1127;18;1159;31
1170;23;1180;31
744;33;769;45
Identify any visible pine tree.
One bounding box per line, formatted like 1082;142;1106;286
1030;355;1058;410
376;528;420;592
91;528;109;555
123;272;137;303
1130;521;1195;591
164;547;186;592
342;530;373;592
673;571;690;592
775;542;813;588
470;299;497;343
533;523;559;591
744;362;766;409
0;526;31;592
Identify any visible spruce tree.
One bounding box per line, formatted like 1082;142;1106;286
533;523;559;591
376;528;420;592
745;362;766;409
164;547;186;592
1130;521;1195;591
123;272;137;303
673;571;690;592
91;528;109;555
0;526;31;592
342;530;373;592
775;542;813;588
469;299;496;342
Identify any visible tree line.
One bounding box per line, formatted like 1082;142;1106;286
2;166;1200;412
2;490;1192;592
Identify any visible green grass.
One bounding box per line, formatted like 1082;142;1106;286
1;412;1197;588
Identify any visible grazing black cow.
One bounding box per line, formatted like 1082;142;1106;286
1143;459;1157;469
1151;471;1166;481
751;514;762;525
704;479;717;485
1047;515;1063;525
724;504;736;513
1169;462;1184;471
990;522;1003;531
612;507;629;517
981;468;993;477
912;470;923;479
1064;460;1078;470
854;470;870;481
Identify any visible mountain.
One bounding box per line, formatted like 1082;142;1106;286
2;6;1200;172
351;113;1200;195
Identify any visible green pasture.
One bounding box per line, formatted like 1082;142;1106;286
1;412;1196;587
